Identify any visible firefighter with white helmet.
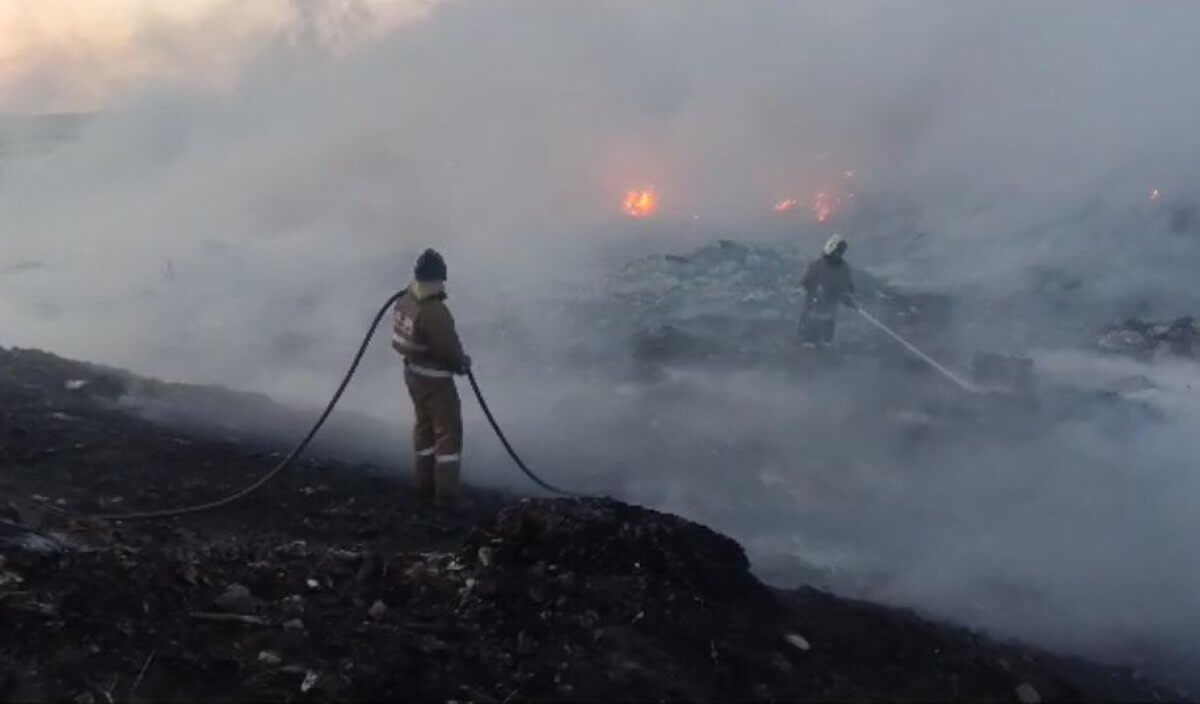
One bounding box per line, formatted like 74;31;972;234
799;233;856;346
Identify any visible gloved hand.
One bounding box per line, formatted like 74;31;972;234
456;354;472;375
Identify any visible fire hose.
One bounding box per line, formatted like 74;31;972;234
85;291;578;522
62;295;961;522
853;305;980;394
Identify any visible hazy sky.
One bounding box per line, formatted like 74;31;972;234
3;0;1200;687
0;0;428;112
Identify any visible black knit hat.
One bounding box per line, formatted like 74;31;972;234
413;248;447;282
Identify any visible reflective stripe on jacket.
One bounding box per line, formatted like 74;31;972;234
392;282;468;374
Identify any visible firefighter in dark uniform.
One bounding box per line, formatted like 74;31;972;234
800;233;857;346
391;249;471;506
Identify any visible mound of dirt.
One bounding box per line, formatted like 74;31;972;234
0;345;1181;702
3;494;1172;703
456;498;780;700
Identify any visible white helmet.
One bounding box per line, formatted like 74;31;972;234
822;233;847;256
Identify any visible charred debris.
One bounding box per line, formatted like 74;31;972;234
0;346;1184;700
1;238;1194;701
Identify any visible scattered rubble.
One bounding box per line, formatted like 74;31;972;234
630;324;720;364
0;342;1181;702
367;599;389;621
605;240;956;368
213;583;257;612
1096;316;1199;359
281;594;306;615
1;493;1173;702
1018;682;1045;704
300;671;320;694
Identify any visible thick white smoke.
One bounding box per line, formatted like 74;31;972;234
3;0;1200;689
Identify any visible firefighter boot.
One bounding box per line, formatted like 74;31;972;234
414;452;436;502
434;458;461;508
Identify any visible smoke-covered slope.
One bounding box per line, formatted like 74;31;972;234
0;345;1176;703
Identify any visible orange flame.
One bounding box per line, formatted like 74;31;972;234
773;197;798;213
623;189;658;218
812;191;834;222
810;188;856;222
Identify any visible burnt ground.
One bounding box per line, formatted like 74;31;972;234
0;346;1182;703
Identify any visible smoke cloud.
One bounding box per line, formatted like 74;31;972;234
3;0;1200;689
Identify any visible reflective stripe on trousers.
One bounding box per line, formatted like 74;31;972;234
406;362;454;378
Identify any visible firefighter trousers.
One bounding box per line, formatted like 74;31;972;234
799;309;837;345
404;370;463;505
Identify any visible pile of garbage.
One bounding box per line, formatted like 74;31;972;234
1095;316;1199;359
603;239;954;366
454;498;783;700
0;343;1180;702
610;239;807;324
4;494;1164;703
